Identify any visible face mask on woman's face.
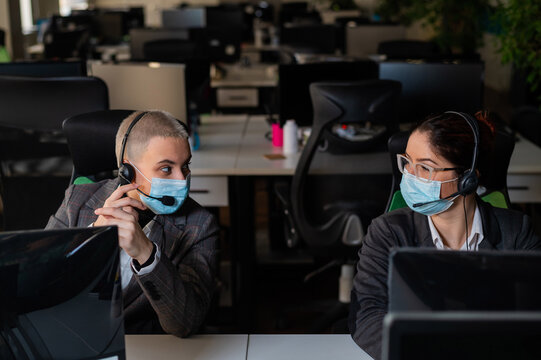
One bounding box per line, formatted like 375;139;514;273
400;172;459;216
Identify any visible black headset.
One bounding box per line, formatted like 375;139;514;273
448;111;480;196
118;111;147;185
118;111;188;206
413;111;479;208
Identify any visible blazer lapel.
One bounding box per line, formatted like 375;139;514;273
477;199;501;250
413;211;436;248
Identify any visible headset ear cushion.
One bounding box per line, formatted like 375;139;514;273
459;170;479;195
119;163;135;185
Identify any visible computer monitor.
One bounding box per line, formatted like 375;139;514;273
205;5;244;30
388;248;541;312
278;60;379;127
0;226;125;359
0;60;86;77
162;8;206;28
280;24;339;54
383;312;541;360
87;61;187;123
129;28;190;60
94;11;125;44
379;61;484;123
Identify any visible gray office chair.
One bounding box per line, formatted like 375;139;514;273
275;79;401;332
0;76;108;230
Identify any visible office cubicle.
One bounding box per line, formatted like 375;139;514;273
87;61;187;123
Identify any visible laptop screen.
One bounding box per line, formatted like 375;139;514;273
388;248;541;312
0;226;125;359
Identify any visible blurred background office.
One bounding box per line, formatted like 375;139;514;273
0;0;540;338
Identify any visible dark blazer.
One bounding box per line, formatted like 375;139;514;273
46;178;219;337
349;199;541;360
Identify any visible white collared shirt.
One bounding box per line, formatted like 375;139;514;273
427;205;484;251
92;219;161;290
119;218;161;290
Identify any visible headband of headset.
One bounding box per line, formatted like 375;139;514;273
444;111;480;195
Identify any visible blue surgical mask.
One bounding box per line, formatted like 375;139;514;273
400;172;458;216
131;162;190;215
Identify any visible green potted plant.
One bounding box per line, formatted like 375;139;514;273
494;0;541;106
376;0;491;55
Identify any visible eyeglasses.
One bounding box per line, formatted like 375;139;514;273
397;154;460;183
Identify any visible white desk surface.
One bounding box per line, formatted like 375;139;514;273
193;115;541;177
247;334;372;360
191;114;247;176
125;334;372;360
125;334;248;360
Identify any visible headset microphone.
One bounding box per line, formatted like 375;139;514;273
136;188;175;206
413;191;460;208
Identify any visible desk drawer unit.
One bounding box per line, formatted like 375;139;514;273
190;175;229;207
507;174;541;203
216;88;258;108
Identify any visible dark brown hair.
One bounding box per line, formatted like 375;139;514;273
414;111;495;186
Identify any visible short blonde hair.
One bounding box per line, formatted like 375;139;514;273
115;110;189;166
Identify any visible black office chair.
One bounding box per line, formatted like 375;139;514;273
0;76;108;230
386;129;515;213
62;110;134;184
275;80;401;332
377;40;443;60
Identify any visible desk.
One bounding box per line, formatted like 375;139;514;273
125;335;248;360
125;334;372;360
247;334;372;360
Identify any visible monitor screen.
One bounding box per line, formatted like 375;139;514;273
129;28;190;60
388;248;541;312
383;312;541;360
162;8;206;28
279;60;379;127
379;61;484;123
0;60;86;77
0;226;125;359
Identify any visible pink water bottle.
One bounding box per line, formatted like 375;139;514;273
272;123;283;147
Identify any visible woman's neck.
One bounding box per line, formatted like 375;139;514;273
430;194;477;250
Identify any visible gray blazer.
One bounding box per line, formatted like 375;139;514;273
46;178;218;337
349;199;541;360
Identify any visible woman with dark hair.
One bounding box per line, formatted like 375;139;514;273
348;111;541;360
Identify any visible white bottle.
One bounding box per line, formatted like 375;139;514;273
283;119;298;155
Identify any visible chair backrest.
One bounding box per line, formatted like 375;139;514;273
0;76;108;131
290;80;401;251
62;110;135;184
385;130;515;212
